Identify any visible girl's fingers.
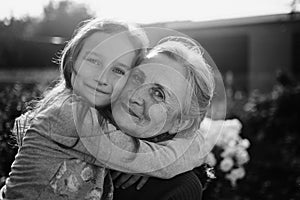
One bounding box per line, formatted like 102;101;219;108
136;176;149;190
121;175;141;189
114;173;132;188
111;171;122;180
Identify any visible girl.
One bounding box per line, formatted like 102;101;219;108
2;19;209;200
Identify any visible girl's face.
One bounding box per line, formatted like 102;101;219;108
72;32;136;107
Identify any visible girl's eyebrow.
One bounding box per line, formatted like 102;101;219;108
113;62;131;70
84;51;105;60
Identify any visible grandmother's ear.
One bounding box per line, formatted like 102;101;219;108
169;118;194;134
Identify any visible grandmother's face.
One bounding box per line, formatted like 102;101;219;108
111;54;190;138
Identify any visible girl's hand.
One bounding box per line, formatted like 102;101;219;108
111;171;149;190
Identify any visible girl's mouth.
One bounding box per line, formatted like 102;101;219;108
85;82;110;95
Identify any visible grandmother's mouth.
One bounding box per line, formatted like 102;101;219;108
128;108;140;119
121;102;142;121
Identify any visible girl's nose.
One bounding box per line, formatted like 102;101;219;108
96;78;108;86
95;76;113;92
96;70;109;85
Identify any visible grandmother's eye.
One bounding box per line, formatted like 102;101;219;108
151;87;165;102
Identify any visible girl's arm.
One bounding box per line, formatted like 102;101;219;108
25;97;206;179
74;103;207;179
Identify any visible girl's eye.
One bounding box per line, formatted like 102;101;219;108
151;87;165;102
85;57;102;66
112;67;126;75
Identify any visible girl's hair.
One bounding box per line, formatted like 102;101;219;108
144;36;215;134
31;18;149;115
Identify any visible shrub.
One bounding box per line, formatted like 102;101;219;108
204;72;300;199
0;83;41;187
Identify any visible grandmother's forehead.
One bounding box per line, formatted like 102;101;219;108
129;65;187;92
138;56;186;76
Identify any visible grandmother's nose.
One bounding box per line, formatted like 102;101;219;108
129;86;154;107
129;91;144;107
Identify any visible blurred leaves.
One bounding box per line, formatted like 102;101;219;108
0;83;41;187
204;71;300;199
26;0;94;38
0;0;94;69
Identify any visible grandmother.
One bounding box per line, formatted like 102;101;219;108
108;37;215;200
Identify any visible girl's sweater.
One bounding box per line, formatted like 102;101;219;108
3;94;206;200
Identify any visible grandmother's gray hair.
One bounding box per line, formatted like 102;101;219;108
146;36;215;133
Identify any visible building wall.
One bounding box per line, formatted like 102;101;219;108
248;23;292;93
163;15;300;93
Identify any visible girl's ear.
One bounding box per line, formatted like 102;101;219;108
169;118;194;134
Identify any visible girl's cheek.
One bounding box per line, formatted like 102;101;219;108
111;74;129;102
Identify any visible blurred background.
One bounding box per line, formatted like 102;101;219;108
0;0;300;199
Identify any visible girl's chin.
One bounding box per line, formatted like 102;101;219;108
90;97;110;106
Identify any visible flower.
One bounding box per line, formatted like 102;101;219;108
200;118;242;152
232;167;246;179
66;174;80;192
239;139;250;149
81;166;94;181
225;173;237;187
217;119;242;147
220;157;234;172
220;146;236;158
205;152;217;167
200;118;250;188
236;149;250;165
206;119;242;147
226;167;246;187
0;176;6;184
